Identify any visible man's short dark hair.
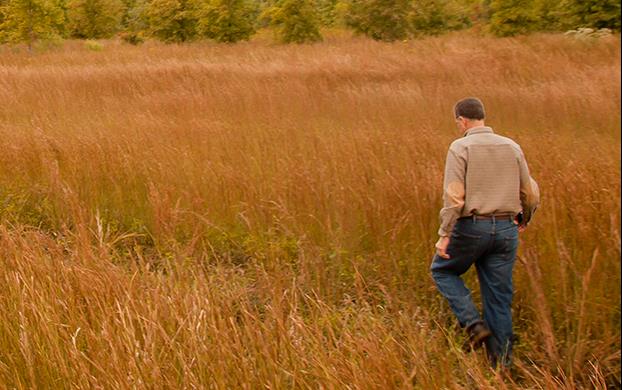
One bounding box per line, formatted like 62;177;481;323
454;97;485;120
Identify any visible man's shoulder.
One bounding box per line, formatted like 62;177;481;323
448;138;468;157
450;131;523;153
492;132;521;145
491;133;523;153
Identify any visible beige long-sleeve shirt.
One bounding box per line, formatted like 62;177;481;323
438;126;540;237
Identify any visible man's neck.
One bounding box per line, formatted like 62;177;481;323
463;121;486;135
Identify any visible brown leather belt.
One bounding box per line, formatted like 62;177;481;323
460;213;515;221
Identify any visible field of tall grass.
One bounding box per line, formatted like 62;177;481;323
0;31;619;388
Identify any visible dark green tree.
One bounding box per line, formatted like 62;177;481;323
66;0;124;38
316;0;337;26
561;0;620;30
531;0;563;31
410;0;470;36
0;0;64;49
118;0;138;29
145;0;197;42
488;0;540;36
265;0;322;43
0;0;6;28
345;0;413;41
195;0;257;42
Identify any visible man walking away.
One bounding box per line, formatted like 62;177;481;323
430;97;540;369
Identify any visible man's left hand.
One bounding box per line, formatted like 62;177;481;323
513;216;528;233
435;236;451;259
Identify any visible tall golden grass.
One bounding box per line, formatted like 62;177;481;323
0;31;619;388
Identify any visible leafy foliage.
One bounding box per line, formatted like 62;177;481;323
410;0;471;36
345;0;412;41
265;0;322;43
561;0;621;30
195;0;257;42
119;30;145;43
66;0;125;38
316;0;337;26
145;0;197;42
488;0;540;36
121;0;148;36
488;0;620;35
0;0;64;48
0;0;619;45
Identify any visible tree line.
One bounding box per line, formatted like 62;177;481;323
0;0;619;48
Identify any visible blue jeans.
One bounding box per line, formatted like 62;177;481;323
430;217;519;367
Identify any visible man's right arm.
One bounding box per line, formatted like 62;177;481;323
518;149;540;225
438;146;466;237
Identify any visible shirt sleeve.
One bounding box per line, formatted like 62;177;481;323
518;150;540;224
438;147;466;237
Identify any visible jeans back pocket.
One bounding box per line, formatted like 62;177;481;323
448;229;482;260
